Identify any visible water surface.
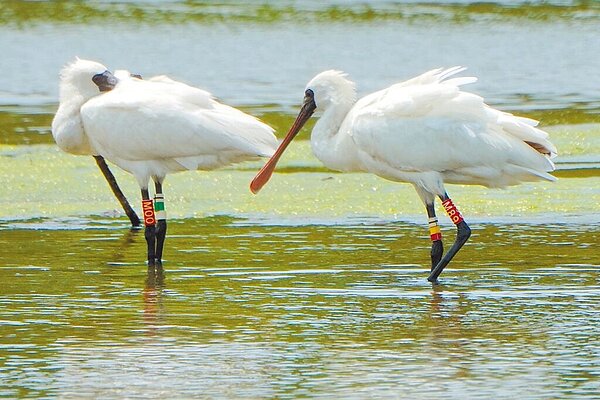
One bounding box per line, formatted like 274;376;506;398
1;1;599;398
1;218;599;398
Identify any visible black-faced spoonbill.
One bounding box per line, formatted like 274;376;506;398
53;59;278;268
251;68;557;282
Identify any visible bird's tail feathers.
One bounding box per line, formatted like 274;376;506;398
505;164;557;184
497;112;557;157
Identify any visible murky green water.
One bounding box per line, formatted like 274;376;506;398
1;219;599;398
1;1;599;398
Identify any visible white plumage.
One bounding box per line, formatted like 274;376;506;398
53;59;277;188
251;67;557;281
53;58;278;267
305;68;556;203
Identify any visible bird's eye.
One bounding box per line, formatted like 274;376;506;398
305;89;314;98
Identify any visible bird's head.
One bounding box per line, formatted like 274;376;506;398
250;70;355;194
59;58;117;101
305;70;356;110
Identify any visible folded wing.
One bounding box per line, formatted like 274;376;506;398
81;78;277;166
346;67;556;184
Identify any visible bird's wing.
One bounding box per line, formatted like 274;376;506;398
80;79;277;163
352;67;477;117
346;68;555;175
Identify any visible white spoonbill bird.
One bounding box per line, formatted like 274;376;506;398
53;59;278;267
52;62;141;227
251;67;557;282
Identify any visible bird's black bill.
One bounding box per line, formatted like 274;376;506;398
250;90;316;194
92;70;118;92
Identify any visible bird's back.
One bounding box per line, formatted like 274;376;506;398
344;68;557;188
81;77;277;172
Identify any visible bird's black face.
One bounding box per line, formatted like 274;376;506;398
303;89;316;112
92;70;118;92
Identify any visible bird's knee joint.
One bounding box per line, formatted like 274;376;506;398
458;224;471;241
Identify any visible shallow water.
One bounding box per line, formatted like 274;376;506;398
1;1;600;398
1;140;599;398
1;218;599;398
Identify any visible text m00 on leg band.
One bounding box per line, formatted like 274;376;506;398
142;199;155;226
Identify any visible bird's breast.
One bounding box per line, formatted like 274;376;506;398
51;109;94;155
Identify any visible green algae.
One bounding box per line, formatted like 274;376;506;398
0;138;598;224
1;1;599;27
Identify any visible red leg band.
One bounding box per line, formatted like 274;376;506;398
142;199;156;226
442;198;464;225
429;218;442;241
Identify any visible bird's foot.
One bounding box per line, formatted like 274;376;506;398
147;259;163;268
147;260;164;276
428;276;441;285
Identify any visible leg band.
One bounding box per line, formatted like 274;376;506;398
442;198;464;225
154;194;166;221
428;217;442;241
142;199;156;227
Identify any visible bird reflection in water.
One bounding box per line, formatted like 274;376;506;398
427;286;475;379
143;265;165;335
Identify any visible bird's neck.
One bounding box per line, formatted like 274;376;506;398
311;98;356;170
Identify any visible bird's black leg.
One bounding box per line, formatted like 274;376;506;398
94;155;141;228
141;188;156;267
426;203;444;271
153;181;167;267
428;193;471;283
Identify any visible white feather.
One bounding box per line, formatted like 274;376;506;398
305;67;557;198
52;58;109;155
53;59;278;188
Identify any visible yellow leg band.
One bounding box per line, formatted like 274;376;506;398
429;224;442;241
